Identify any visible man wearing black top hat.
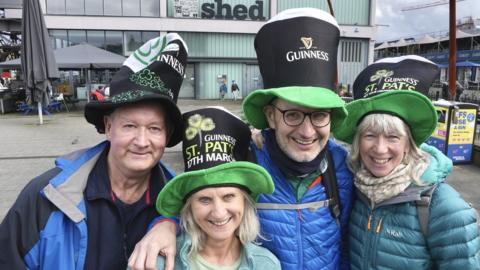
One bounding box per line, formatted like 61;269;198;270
0;33;188;270
242;8;353;270
129;8;353;270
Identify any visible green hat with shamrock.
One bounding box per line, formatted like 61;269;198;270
85;33;188;147
156;107;274;217
334;55;439;146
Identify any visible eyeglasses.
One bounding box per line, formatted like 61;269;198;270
270;104;331;128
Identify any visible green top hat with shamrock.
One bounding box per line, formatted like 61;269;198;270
334;55;439;146
84;33;188;147
156;107;275;217
242;8;347;132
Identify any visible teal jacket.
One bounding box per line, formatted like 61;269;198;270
156;234;281;270
349;144;480;269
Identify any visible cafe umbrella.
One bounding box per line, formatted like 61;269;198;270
21;0;59;124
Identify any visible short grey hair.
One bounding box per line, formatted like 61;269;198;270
347;113;429;184
180;189;261;257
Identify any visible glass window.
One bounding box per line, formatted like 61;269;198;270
91;70;109;84
87;31;106;49
105;31;123;55
142;31;159;42
85;0;103;15
47;0;66;14
66;0;85;15
68;30;87;46
104;0;122;16
141;0;160;17
124;31;142;55
123;0;140;16
49;29;68;49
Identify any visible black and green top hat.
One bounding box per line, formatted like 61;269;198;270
84;33;188;147
334;55;440;146
156;107;274;217
242;8;347;132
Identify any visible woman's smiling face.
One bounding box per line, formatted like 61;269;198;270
190;187;245;242
359;130;409;177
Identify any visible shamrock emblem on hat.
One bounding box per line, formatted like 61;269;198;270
370;69;394;82
185;114;215;145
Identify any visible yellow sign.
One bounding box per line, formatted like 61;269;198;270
56;83;71;94
431;106;448;140
448;108;476;144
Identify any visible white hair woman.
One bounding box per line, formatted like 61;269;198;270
348;114;431;191
334;55;480;269
154;107;281;270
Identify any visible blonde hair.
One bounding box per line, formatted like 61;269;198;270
180;189;261;257
347;114;429;184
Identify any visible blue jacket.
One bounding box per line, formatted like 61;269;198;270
349;144;480;269
156;234;281;270
252;132;354;270
0;141;175;270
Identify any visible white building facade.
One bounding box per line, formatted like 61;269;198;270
1;0;377;99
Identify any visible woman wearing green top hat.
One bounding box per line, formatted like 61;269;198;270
154;107;281;270
334;55;480;269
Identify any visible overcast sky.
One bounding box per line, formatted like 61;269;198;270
375;0;480;42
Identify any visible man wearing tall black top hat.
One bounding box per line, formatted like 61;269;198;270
242;8;353;270
0;33;188;270
129;8;353;270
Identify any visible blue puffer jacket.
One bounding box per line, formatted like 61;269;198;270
252;131;353;270
349;144;480;270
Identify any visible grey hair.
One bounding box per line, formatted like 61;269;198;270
180;189;262;257
347;113;429;184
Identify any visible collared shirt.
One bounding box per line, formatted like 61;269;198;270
287;156;329;202
83;147;166;270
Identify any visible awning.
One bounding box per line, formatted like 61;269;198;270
0;43;126;69
436;61;480;68
456;61;480;67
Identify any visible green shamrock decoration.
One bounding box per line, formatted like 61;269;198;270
185;114;215;145
370;69;394;82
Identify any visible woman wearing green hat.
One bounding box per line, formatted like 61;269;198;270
334;55;480;269
154;107;280;270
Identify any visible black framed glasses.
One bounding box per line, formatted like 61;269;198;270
270;104;331;128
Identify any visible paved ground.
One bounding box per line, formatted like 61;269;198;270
0;99;478;221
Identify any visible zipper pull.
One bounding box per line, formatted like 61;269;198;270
367;214;372;231
297;209;303;220
376;217;384;234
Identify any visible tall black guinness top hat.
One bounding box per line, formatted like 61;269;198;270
334;55;440;145
84;33;188;147
242;8;347;132
156;107;274;217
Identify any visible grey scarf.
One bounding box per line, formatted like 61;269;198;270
354;159;428;207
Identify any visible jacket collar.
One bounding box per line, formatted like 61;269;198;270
356;184;433;209
43;141;108;222
84;145;166;205
43;140;167;223
177;234;259;269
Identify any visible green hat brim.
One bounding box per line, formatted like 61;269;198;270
156;161;274;217
242;86;347;132
333;90;437;146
